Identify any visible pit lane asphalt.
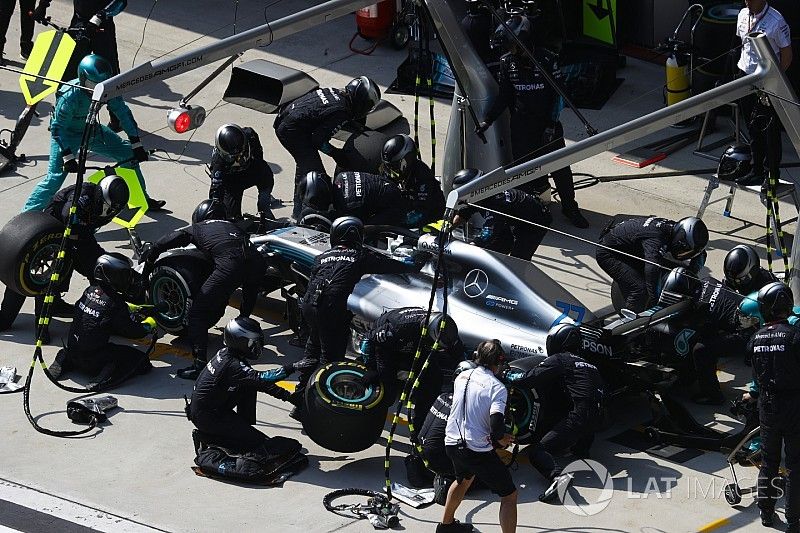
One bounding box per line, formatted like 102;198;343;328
0;1;794;531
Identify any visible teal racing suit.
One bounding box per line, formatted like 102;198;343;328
23;79;146;212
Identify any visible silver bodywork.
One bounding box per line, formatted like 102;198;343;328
253;228;593;355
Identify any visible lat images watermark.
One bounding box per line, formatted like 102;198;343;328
555;459;778;517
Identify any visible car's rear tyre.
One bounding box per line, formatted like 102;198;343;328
0;211;66;297
302;361;388;453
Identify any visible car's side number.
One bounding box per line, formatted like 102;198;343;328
552;300;586;327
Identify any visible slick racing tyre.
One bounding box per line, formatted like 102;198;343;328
506;355;546;443
0;211;66;297
303;361;388;453
148;256;215;336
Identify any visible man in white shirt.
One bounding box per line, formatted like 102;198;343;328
438;340;516;533
735;0;793;185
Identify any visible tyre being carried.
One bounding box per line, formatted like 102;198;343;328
148;254;214;336
0;211;66;297
302;360;388;453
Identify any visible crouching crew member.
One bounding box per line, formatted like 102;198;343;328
50;254;155;390
291;217;429;420
188;317;301;452
504;323;604;503
141;200;266;380
360;307;464;431
452;168;552;260
273;77;381;219
748;282;800;531
0;176;129;336
380;134;445;227
208;124;275;220
596;215;708;313
724;244;778;296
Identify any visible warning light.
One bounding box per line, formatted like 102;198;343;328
167;105;206;134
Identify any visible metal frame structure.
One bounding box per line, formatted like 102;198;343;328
448;32;800;299
76;0;800;298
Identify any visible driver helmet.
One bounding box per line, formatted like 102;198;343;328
223;316;265;359
214;124;251;169
717;143;752;181
78;54;113;89
96;175;129;219
93;253;134;296
345;76;381;119
300;171;333;211
669;217;708;260
545;323;581;355
724;244;760;290
330;216;364;248
192;199;226;224
427;313;460;349
381;134;417;187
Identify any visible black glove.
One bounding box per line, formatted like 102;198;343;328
32;3;48;23
329;147;348;167
62;150;79;173
130;137;148;162
475;121;490;135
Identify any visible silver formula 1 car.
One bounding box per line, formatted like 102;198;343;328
146;223;594;356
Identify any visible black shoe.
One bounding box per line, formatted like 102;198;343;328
562;205;589;228
177;359;206;380
761;509;775;527
540;473;573;503
691;390;725;406
736;171;765;187
147;198;167;211
48;349;70;379
0;52;5;67
20;42;32;60
289;405;304;422
435;520;474;533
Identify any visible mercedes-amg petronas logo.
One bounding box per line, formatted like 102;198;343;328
463;269;489;298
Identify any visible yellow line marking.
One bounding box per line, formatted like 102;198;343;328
697;517;731;533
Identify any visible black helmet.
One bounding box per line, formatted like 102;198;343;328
214;124;251;168
223;316;265;359
97;175;130;218
546;322;581;355
428;313;460;349
660;267;700;300
381;134;417;186
93;253;134;295
330;216;364;248
717;143;752;181
669;217;708;260
757;281;794;322
301;171;332;211
192;199;226;223
492;15;532;51
345;76;381;118
452;168;483;188
724;245;760;290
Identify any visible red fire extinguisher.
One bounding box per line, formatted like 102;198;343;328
356;0;396;40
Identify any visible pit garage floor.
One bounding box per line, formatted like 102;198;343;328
0;1;795;531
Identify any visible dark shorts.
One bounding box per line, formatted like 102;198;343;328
445;445;516;497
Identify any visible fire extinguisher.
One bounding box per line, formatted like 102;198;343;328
665;51;690;106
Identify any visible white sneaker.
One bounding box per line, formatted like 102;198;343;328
539;473;574;503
